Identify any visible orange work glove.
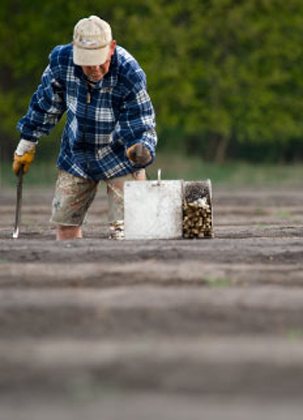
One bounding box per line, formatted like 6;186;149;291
13;139;36;175
126;143;151;166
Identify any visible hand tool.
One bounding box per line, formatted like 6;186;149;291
12;166;24;239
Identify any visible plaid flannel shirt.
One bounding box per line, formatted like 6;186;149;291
17;44;157;180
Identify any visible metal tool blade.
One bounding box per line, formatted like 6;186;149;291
12;166;24;239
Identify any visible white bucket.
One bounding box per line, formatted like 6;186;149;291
124;176;183;240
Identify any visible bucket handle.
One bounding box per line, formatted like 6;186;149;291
157;169;161;185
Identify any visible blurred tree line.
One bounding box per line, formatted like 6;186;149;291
1;0;303;163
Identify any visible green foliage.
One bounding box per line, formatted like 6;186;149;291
152;152;303;186
1;0;303;162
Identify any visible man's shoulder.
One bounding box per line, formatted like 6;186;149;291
116;46;138;66
49;44;73;67
115;46;146;89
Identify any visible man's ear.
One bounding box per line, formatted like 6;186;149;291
110;40;117;56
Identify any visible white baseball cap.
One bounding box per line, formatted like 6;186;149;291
73;15;112;66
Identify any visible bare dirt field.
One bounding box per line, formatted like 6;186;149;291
0;184;303;419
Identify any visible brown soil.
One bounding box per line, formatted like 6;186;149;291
0;185;303;419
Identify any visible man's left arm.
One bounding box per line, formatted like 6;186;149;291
119;86;157;167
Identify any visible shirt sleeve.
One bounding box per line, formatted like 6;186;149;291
17;52;66;141
115;83;157;159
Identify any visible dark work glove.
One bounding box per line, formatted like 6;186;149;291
126;143;152;165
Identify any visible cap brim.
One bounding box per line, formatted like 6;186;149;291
73;45;110;66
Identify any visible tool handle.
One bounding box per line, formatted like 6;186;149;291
12;165;24;239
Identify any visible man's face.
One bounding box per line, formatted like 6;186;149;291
81;40;116;82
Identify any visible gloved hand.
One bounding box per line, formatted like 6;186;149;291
13;139;37;175
126;143;151;166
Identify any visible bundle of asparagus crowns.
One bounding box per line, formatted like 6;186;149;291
182;180;213;239
109;220;124;240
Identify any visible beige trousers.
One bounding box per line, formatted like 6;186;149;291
50;169;146;227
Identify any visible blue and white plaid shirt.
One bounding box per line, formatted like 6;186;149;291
17;44;157;180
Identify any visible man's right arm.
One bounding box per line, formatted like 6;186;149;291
14;46;67;174
17;49;67;140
